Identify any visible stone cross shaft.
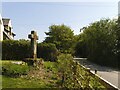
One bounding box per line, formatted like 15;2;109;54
28;31;38;60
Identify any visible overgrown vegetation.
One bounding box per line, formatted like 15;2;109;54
1;54;106;89
56;54;105;89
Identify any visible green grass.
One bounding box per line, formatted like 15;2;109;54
2;75;47;88
0;60;22;66
44;61;58;73
2;60;58;88
2;61;29;77
0;60;10;66
1;60;106;89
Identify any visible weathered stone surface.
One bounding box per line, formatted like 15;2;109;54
28;31;38;61
24;31;38;66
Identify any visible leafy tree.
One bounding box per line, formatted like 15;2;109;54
116;16;120;69
75;19;117;67
44;24;75;54
74;36;88;57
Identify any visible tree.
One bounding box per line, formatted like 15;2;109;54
116;16;120;69
74;34;88;57
44;24;75;54
75;19;117;67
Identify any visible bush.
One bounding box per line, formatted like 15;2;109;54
56;54;105;88
37;43;58;61
2;39;30;60
2;40;58;61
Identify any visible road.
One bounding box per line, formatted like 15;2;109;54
74;58;120;89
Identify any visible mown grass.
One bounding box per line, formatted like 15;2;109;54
2;61;29;77
1;60;59;88
2;75;47;88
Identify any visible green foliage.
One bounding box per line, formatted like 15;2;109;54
2;39;30;60
2;60;106;89
37;43;58;61
2;61;58;88
44;61;55;70
2;75;48;88
57;54;105;89
2;62;30;77
2;40;58;61
44;24;75;53
44;61;58;73
116;16;120;69
57;54;73;73
75;19;118;67
74;36;88;57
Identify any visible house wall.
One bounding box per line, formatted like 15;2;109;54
0;15;4;41
119;1;120;16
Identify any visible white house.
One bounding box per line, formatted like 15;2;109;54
0;14;4;41
0;14;15;41
2;18;15;40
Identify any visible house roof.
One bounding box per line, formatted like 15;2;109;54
2;18;11;26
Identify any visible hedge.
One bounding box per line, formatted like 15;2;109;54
2;40;58;61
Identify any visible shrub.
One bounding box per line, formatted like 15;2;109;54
2;40;58;61
2;40;30;60
37;43;58;61
56;54;105;88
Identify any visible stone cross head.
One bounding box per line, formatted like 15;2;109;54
28;31;38;40
28;31;38;60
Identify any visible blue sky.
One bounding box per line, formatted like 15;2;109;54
1;2;119;42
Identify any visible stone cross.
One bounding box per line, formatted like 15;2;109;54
28;31;38;60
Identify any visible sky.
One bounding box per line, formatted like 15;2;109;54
1;1;119;42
